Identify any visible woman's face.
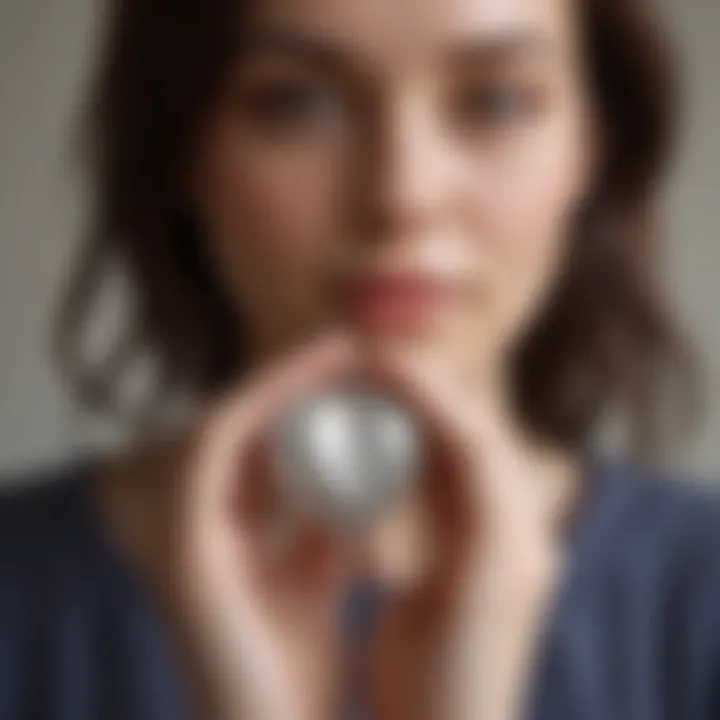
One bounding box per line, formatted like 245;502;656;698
193;0;596;383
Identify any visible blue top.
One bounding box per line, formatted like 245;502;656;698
1;458;719;719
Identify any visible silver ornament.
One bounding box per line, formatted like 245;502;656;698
271;384;423;531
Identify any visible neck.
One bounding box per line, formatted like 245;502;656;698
464;354;583;537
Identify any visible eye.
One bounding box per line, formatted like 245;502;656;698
241;80;344;131
453;83;539;129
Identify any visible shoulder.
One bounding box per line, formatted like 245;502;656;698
597;460;720;558
0;460;190;718
0;459;95;550
0;458;108;602
545;460;720;714
590;459;720;584
590;460;720;662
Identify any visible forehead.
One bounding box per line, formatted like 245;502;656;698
245;0;577;67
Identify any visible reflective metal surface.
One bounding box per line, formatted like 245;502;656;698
271;385;422;531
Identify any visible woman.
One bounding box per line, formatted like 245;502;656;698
1;0;718;718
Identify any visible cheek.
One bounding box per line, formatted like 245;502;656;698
195;126;348;324
203;139;341;265
469;118;591;345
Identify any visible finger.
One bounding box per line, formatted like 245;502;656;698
235;431;277;533
362;350;539;603
366;349;522;520
282;523;349;589
260;520;357;613
355;354;478;598
362;492;434;593
365;349;482;504
223;331;360;440
365;352;548;613
190;331;360;520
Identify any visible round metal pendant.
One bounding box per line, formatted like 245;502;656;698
271;384;423;531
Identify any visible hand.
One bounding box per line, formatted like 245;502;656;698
362;351;567;720
153;334;360;720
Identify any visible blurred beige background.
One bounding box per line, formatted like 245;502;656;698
0;0;718;475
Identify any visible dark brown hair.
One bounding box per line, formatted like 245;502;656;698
55;0;699;454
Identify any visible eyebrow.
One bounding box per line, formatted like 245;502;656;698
236;26;553;73
446;33;554;67
237;27;360;77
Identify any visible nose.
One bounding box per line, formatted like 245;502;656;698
358;94;457;242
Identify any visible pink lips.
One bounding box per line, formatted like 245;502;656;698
339;272;456;332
